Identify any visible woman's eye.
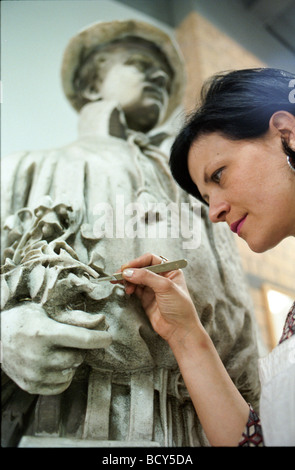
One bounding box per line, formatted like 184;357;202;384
211;167;224;183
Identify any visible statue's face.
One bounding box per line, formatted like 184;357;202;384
78;38;173;131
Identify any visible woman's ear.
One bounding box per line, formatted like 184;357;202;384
269;111;295;146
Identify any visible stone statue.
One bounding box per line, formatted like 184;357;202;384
1;20;260;447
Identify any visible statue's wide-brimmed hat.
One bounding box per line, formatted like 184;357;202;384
61;19;185;121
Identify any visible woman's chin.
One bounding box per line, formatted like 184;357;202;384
246;236;281;254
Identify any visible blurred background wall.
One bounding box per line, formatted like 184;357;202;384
2;0;295;353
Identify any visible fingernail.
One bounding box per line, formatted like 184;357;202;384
123;268;134;278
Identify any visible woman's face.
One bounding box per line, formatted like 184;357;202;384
188;130;295;253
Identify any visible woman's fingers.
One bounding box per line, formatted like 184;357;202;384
122;266;172;293
112;253;166;290
119;253;188;297
121;253;163;271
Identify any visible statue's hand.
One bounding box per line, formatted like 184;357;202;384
1;303;112;395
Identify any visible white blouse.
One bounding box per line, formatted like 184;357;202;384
259;334;295;446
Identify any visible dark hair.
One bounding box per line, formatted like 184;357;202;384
169;68;295;205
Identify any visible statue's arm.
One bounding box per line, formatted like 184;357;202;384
1;152;112;394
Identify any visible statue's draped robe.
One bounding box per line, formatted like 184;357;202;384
1;102;260;447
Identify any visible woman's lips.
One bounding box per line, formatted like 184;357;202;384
230;215;247;236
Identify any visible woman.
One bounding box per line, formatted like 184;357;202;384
118;68;295;446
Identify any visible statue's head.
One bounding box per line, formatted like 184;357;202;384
61;20;185;132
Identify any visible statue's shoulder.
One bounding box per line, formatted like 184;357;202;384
2;148;54;166
1;150;29;166
1;144;79;169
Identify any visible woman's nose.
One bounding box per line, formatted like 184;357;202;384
209;199;230;223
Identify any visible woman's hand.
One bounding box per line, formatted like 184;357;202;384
118;253;202;343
